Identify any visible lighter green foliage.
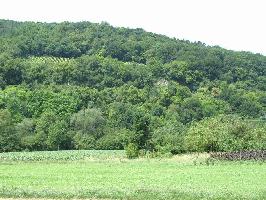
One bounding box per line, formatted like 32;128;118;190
0;151;265;199
185;115;266;152
0;150;125;161
28;56;71;63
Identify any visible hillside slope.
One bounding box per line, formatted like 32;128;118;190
0;19;265;153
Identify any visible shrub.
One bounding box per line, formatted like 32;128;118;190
0;109;20;152
125;143;139;159
73;132;96;149
150;122;186;154
96;128;133;150
184;114;266;152
16;118;36;151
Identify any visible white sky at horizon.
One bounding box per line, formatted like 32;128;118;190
1;0;266;55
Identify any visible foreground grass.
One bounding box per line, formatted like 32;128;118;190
0;151;265;200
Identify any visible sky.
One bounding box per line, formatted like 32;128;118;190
1;0;266;55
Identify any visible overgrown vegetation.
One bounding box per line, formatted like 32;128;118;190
211;150;266;160
0;150;125;161
0;19;265;154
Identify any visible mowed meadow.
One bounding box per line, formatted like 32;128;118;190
0;150;265;200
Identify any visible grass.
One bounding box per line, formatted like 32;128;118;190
0;151;265;200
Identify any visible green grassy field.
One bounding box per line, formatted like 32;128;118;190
0;151;265;200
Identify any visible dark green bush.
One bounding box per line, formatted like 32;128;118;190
0;109;20;152
150;122;186;154
96;129;133;150
73;132;96;149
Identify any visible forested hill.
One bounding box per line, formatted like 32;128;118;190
0;19;265;153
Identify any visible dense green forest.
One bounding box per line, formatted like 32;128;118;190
0;19;265;153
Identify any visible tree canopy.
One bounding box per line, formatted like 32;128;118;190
0;19;265;153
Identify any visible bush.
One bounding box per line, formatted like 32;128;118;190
125;143;139;159
16;118;36;151
96;128;133;150
184;114;266;152
150;122;186;154
73;132;96;149
0;109;20;152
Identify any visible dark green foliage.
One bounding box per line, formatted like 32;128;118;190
0;19;265;153
97;129;133;150
16;118;36;151
70;108;105;149
0;109;19;152
151;122;186;154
